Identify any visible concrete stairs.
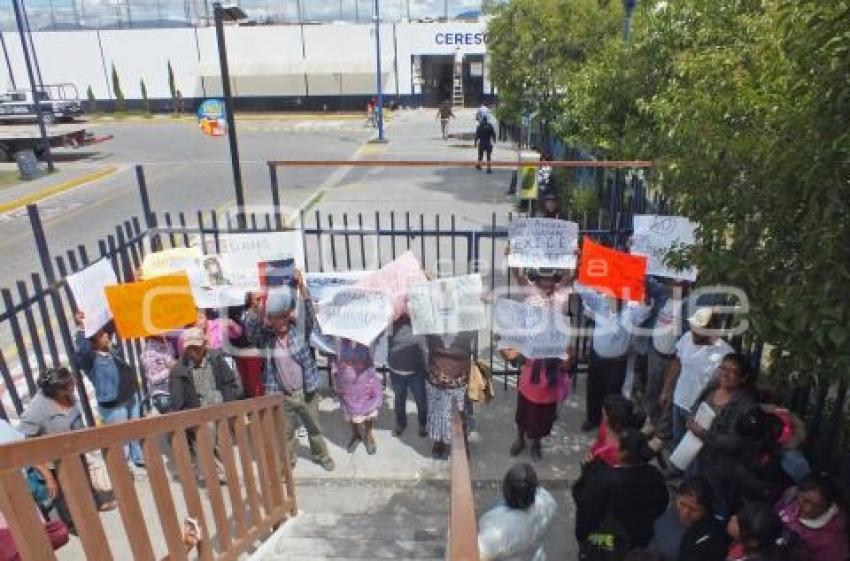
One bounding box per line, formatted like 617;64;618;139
259;481;449;561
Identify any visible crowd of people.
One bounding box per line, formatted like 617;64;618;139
0;212;847;561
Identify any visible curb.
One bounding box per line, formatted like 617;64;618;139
0;165;118;214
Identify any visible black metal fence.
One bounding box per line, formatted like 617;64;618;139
0;162;846;474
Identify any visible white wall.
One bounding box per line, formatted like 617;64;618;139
99;28;200;99
0;21;488;101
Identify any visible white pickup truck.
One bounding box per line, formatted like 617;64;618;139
0;84;83;125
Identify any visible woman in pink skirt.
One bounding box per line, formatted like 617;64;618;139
331;338;384;455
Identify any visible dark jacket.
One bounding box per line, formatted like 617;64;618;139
693;382;757;478
169;350;242;411
679;516;729;561
475;121;496;147
573;459;669;547
73;330;138;406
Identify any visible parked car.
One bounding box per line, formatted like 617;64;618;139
0;84;83;125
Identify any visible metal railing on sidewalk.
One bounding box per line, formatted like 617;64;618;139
447;406;479;561
0;395;296;561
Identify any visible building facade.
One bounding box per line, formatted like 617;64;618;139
0;19;494;110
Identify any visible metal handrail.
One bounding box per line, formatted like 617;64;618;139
447;404;479;561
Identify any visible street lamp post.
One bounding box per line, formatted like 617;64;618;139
11;0;53;172
213;3;247;229
373;0;386;142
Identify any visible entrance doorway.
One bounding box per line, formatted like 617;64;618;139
463;54;484;107
418;55;453;107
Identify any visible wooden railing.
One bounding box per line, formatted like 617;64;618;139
447;406;479;561
0;395;296;561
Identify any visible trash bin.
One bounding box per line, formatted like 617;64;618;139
14;148;41;180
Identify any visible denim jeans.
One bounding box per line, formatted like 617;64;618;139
389;371;428;429
671;404;690;449
98;392;144;466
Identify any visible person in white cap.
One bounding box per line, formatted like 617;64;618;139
244;277;335;471
169;327;242;412
659;307;733;448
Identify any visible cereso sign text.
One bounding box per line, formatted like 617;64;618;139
435;31;486;46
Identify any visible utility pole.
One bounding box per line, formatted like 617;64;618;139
12;0;53;171
373;0;386;142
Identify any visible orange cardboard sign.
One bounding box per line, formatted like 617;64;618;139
104;274;197;339
578;236;647;302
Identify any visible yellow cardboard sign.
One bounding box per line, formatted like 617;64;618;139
104;274;197;339
518;165;539;200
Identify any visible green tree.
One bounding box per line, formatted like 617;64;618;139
167;60;176;100
486;0;622;129
140;78;150;115
111;63;125;112
85;85;97;113
555;0;850;380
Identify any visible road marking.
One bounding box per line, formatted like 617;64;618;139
0;165;118;215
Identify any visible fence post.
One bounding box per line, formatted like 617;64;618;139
269;163;282;230
27;204;95;426
136;164;161;252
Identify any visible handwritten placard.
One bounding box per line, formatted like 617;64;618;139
494;298;571;359
66;259;118;337
356;251;427;320
305;271;373;304
631;215;697;281
316;287;393;346
104;274;197;339
208;231;305;268
578;236;647;302
141;247;203;280
508;218;579;269
408;274;486;335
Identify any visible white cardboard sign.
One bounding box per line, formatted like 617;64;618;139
66;259;118;337
408;274;486;335
508;218;579;269
631;215;698;281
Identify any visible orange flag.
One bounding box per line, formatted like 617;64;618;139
104;274;197;339
578;236;647;302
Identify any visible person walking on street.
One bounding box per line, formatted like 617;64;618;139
73;312;145;469
437;100;454;140
475;117;497;173
244;277;335;471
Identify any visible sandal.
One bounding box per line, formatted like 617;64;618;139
98;500;117;512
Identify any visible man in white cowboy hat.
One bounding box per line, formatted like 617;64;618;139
659;306;734;447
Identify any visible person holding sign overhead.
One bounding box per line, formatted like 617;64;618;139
73;312;145;470
574;278;653;433
244;276;335;471
500;268;574;461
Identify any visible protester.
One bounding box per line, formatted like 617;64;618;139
775;472;849;561
475;117;497;173
659;307;734;446
189;309;242;353
685;353;757;517
331;338;383;455
642;277;688;447
235;292;266;398
0;419;69;558
574;281;653;432
573;428;669;558
477;463;557;561
18;368;117;528
425;330;475;459
141;334;176;413
726;502;791;561
650;476;729;561
73;312;144;468
245;280;335;471
732;407;793;506
501;268;572;460
387;315;428;438
588;394;646;466
436;99;454;140
757;393;810;483
169;327;242;411
539;192;563;220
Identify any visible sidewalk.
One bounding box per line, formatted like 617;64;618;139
0;162;118;214
315;108;518;228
